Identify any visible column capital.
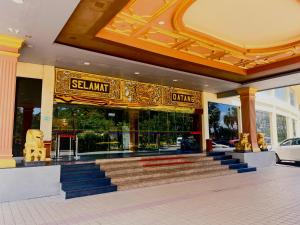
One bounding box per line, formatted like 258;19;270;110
0;34;24;57
237;87;257;96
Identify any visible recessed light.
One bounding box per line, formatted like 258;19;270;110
134;72;140;75
204;84;209;87
12;0;24;4
158;20;165;25
83;62;91;66
173;79;178;82
27;44;33;48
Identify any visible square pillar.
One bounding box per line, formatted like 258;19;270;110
237;87;260;152
0;34;24;168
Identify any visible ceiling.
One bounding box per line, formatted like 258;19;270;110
183;0;300;48
1;0;300;95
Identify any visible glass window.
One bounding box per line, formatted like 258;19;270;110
277;114;287;143
280;139;292;146
256;111;271;140
52;104;202;155
293;138;300;145
208;102;239;145
275;88;287;101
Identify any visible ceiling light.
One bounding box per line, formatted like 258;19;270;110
158;20;165;25
12;0;24;4
173;79;178;82
134;72;140;75
204;84;209;87
27;44;33;48
83;62;91;66
8;27;20;34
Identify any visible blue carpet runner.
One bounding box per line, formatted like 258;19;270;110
60;163;117;199
207;152;257;173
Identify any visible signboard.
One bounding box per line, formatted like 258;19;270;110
70;78;110;93
171;93;195;103
54;68;202;110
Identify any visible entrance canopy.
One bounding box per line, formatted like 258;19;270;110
1;0;300;94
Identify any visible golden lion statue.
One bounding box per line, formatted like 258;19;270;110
257;133;268;151
235;133;252;152
23;129;46;162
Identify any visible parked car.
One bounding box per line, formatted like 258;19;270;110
274;138;300;163
212;142;235;152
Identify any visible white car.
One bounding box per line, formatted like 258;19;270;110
212;142;235;152
275;138;300;163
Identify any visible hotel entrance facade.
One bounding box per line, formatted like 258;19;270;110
12;66;203;160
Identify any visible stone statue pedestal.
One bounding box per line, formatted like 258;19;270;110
226;151;276;168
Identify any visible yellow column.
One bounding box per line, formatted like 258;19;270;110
0;34;24;168
237;87;260;152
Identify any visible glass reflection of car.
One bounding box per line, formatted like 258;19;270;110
212;142;235;152
176;137;183;147
275;138;300;163
180;136;199;151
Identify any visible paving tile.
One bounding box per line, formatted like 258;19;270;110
1;165;300;225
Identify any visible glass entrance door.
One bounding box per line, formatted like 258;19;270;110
52;103;129;157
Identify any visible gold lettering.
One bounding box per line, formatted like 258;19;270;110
103;84;109;92
78;81;83;89
99;84;104;92
94;83;100;91
89;82;94;90
71;79;78;88
172;93;177;101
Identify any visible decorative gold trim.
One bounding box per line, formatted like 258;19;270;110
96;0;300;73
55;68;202;110
0;34;24;49
0;159;16;168
0;50;20;58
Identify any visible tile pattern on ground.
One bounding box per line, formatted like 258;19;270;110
0;165;300;225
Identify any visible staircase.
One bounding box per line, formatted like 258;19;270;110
96;153;237;190
60;163;117;199
207;152;257;173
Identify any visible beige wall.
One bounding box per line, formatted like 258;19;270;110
16;62;55;141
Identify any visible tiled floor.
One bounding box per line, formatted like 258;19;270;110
1;165;300;225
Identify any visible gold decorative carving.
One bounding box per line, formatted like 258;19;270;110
235;133;252;152
257;133;268;151
124;81;162;106
54;68;202;110
96;0;300;73
23;129;47;162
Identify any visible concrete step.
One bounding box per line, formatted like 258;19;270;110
65;185;117;199
118;169;236;190
96;153;206;166
112;165;229;185
61;177;112;190
101;156;214;171
237;167;257;173
106;160;222;177
228;163;248;170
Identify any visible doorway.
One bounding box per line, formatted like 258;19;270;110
13;77;42;157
